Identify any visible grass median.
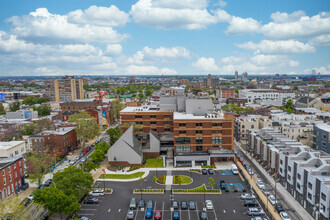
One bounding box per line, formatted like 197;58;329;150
100;172;145;179
144;158;164;168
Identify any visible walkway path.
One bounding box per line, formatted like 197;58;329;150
165;174;173;190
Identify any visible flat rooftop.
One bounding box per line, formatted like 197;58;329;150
0;141;25;150
42;127;75;135
121;106;160;113
174;112;224;120
315;123;330;132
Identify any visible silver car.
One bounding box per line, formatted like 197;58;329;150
247;208;264;216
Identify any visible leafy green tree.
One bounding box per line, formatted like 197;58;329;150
0;103;6;115
121;122;144;134
33;187;80;217
286;107;293;114
234;89;239;94
21;123;36;135
26;151;53;186
9;101;20;112
22;96;37;105
33;105;51;116
208;177;215;189
110;100;125;121
35;118;53;133
244;106;255;114
37;97;50;104
83;84;91;91
284;99;294;109
221;104;242;114
69;111;99;149
0;196;25;219
90;141;110;163
145;89;153;96
138;93;144;99
81;161;100;172
53;166;93;200
107;127;122;145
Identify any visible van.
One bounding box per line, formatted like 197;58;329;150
129;198;136;209
89;189;104;196
231;164;239;175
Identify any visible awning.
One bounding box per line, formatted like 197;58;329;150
175;155;209;161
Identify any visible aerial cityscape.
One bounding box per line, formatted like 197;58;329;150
0;0;329;220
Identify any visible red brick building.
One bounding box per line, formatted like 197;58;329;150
220;89;235;98
0;156;24;199
227;98;248;107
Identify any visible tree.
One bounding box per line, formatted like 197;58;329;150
21;123;36;135
107;127;122;145
9;101;20;112
90;141;110;163
286;107;293;114
208;177;215;189
0;196;25;219
284;99;294;109
0;103;5;115
234;89;239;94
53;166;93;200
33;187;80;217
35;118;53;133
33;105;51;116
37;97;50;104
221;104;242;114
244;106;255;114
22;96;37;105
81;161;100;172
145;89;153;97
26;151;54;186
69;111;99;149
110;100;125;121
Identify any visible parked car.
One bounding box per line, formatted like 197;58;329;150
44;179;53;187
147;200;153;209
188;201;196;210
154;210;162;220
84;198;99;204
81;158;87;163
247;208;264;216
247;167;254;175
177;201;186;209
262;188;270;196
208;168;214;174
268;195;277;205
241;193;256;200
89;189;104;196
138;199;145;209
276;204;284;213
129;198;136;209
126;210;135;220
219;180;226;190
200;211;208;220
172;211;180;220
172;200;179;209
250;217;267;220
202;169;208;175
205;200;213;210
256;180;265;189
79;153;85;158
145;208;153;219
79;216;91;220
280;212;291;220
244;199;259;207
69;160;75;166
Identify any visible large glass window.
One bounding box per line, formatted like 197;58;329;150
175;137;190;144
212;137;222;144
176;146;191;151
212;123;222;127
196;137;203;144
135;115;142;118
196;146;203;151
179;123;186;127
137;134;147;140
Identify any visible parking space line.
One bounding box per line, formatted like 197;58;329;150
213;206;218;220
188;206;191;220
162;202;164;220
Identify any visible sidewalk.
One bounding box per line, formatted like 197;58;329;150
236;142;313;220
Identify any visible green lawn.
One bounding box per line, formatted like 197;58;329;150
144;158;164;168
173;175;192;184
100;172;145;179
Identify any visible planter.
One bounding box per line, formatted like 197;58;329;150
133;189;165;194
172;191;221;195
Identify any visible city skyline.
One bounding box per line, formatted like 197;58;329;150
0;0;329;76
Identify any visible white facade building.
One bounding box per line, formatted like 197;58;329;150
239;89;295;105
0;141;27;158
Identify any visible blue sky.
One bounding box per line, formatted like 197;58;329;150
0;0;329;76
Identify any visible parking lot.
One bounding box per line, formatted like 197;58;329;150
77;170;269;220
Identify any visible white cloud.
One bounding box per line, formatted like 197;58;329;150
130;0;229;30
237;40;315;54
226;16;261;35
303;65;330;75
0;31;34;52
8;8;127;44
125;65;177;75
214;0;227;8
105;44;123;56
221;56;246;64
67;5;129;27
250;54;299;67
262;11;330;40
192;57;219;72
309;34;330;47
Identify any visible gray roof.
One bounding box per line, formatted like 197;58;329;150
150;130;160;141
0;156;23;169
296;96;315;104
272;122;280;126
120;125;142;156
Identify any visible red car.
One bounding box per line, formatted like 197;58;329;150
154;210;162;220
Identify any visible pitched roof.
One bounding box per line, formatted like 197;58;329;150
296;96;315;104
119;125;142;156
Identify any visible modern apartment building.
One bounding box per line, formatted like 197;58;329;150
249;128;330;220
239;89;295;105
120;95;234;167
313;123;330;154
45;76;86;102
202;74;219;87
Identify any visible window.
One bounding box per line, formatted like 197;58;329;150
164;115;171;119
196;123;202;127
308;193;312;200
150;115;156;119
323;134;326;139
212;137;222;144
280;159;283;165
212;123;222;127
165;129;170;132
308;182;312;190
179;131;186;134
18;180;21;186
3;178;6;185
137;134;147;140
212;130;222;134
21;147;24;153
212;145;221;148
175;137;190;144
164;121;170;124
297;173;301;180
150;121;156;125
9;175;12;182
288;166;291;172
151;129;156;132
251;125;254;129
242;125;245;128
8;167;11;173
321;204;326;213
2;169;5;176
15;172;17;178
297;183;300;189
179;123;186;127
135;115;142;119
10;153;13;157
280;168;283;173
287;175;291;180
196;146;203;151
136;122;143;125
176;146;190;151
20;168;22;175
196;130;202;134
196;137;203;144
321;193;326;201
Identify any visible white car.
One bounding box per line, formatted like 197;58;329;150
280;212;291;220
247;167;254;175
268;195;277;205
205;200;213;210
256;180;264;189
28;194;34;200
241;193;256;200
89;190;104;196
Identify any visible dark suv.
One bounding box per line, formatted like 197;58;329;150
244;199;259;207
